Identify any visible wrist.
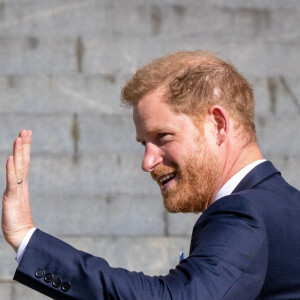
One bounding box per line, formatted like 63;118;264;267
16;227;36;263
12;226;35;253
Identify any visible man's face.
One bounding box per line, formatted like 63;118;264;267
133;86;222;213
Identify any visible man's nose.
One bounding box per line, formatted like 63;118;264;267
142;143;162;172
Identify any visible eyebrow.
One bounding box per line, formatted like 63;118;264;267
135;125;176;143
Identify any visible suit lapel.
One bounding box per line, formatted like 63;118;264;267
232;161;281;194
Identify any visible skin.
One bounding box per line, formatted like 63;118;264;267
2;86;262;252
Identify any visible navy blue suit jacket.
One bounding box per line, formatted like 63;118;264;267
14;161;300;299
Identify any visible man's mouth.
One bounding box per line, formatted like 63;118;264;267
159;172;177;187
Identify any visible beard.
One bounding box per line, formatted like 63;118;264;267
151;142;222;213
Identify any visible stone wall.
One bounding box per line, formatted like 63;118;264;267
0;1;300;298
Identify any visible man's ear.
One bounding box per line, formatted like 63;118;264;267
208;105;230;146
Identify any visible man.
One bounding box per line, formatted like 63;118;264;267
2;50;300;299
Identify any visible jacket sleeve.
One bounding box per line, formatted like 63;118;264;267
14;195;268;300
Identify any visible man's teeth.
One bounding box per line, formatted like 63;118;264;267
160;173;175;184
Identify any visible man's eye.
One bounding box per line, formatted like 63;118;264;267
158;133;168;139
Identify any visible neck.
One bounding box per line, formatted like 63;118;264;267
225;142;263;181
210;142;263;205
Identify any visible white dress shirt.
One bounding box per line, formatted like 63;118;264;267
213;159;266;203
16;159;266;263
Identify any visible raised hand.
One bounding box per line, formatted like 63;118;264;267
2;130;34;252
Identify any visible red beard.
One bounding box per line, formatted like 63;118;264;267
151;144;222;213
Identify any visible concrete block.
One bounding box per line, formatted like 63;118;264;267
0;33;299;78
256;116;300;156
0;152;158;198
0;1;299;78
0;283;12;299
252;77;271;116
80;37;300;78
31;193;165;236
167;212;201;236
79;112;140;154
1;1;299;43
62;235;191;276
0;112;139;154
0;237;17;279
0;26;299;79
13;282;50;300
0;75;125;114
264;155;300;190
0;234;191;281
0;36;76;75
228;41;300;78
0;234;190;281
0;113;141;157
0;114;74;154
255;77;300;116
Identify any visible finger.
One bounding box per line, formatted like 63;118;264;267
5;156;17;198
19;130;32;179
13;137;24;183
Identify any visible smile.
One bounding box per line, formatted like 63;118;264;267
159;172;176;187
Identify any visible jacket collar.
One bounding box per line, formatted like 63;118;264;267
232;160;281;194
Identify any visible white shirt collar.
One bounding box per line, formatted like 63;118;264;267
213;159;266;203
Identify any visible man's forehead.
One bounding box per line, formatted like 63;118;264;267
133;104;172;136
133;87;170;121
